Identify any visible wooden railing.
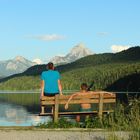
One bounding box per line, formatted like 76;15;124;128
40;91;116;122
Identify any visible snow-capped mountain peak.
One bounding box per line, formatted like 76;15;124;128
32;58;42;64
14;56;25;61
50;43;93;65
70;43;91;54
66;43;93;59
13;56;31;64
0;56;36;77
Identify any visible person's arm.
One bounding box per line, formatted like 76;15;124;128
106;92;113;95
40;80;44;98
65;93;79;110
58;79;63;95
88;91;113;96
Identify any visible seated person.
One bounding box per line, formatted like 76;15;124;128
65;83;114;122
65;83;94;122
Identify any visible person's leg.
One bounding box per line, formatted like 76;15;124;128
44;93;55;114
52;105;54;114
76;115;80;122
41;106;45;114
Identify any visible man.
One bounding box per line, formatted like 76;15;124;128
40;62;62;113
65;83;113;122
65;83;91;122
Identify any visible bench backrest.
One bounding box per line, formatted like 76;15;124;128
41;91;116;105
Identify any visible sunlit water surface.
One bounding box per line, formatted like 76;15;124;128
0;102;51;126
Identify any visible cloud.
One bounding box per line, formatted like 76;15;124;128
26;34;65;41
111;45;130;53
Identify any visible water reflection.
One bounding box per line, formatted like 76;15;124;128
0;102;51;126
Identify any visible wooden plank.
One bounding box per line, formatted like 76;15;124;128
59;94;100;99
59;110;114;115
39;110;114;116
41;95;116;101
41;98;116;105
41;96;55;100
59;111;98;115
58;99;99;104
41;101;55;105
103;99;116;103
103;94;116;98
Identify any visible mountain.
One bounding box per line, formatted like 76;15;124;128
9;46;140;76
50;43;93;64
0;56;36;77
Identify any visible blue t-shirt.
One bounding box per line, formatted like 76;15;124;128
41;70;60;94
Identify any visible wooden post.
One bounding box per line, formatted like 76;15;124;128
54;94;59;123
98;93;103;120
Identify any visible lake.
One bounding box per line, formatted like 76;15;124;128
0;92;52;126
0;91;138;126
0;91;78;126
0;102;52;126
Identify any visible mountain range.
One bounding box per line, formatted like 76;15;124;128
0;43;92;77
22;46;140;76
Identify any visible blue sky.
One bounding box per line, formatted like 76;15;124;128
0;0;140;62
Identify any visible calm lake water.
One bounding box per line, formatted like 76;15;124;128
0;92;52;126
0;102;51;126
0;91;77;126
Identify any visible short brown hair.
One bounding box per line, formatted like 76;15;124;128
47;62;54;70
81;83;88;90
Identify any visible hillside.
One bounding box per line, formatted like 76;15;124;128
3;46;139;78
0;62;140;91
0;46;140;91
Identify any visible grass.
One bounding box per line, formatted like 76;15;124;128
106;131;140;140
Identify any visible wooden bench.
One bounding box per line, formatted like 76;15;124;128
40;91;116;122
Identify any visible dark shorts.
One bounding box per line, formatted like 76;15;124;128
44;92;59;96
80;108;92;112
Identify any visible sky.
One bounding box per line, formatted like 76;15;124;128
0;0;140;62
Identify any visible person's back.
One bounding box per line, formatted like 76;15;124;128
78;83;92;110
65;83;92;122
40;62;62;96
41;70;60;94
